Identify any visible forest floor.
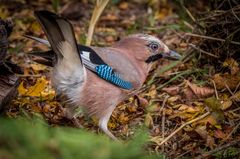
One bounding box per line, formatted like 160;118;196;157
1;0;240;158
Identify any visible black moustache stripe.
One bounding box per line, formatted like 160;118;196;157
145;54;163;63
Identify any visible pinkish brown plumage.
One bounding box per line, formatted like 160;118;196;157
27;10;181;140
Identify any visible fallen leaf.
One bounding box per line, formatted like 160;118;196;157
205;97;225;123
101;13;118;21
118;2;129;10
195;115;218;126
18;82;28;95
213;73;240;90
195;126;215;149
146;103;160;113
167;96;180;105
231;91;240;102
118;112;129;124
135;95;149;107
184;80;214;99
221;100;232;110
150;136;162;145
162;86;180;96
127;103;137;113
214;129;227;139
18;77;48;97
145;113;153;128
223;58;239;75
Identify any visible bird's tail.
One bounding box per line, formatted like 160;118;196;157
34;10;85;93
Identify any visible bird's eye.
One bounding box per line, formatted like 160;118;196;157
149;43;159;51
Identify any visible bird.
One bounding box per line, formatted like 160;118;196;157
26;10;181;140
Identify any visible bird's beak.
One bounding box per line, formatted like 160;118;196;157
161;50;182;61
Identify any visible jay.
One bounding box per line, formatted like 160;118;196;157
26;10;181;140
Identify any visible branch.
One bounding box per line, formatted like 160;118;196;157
158;111;210;146
86;0;109;46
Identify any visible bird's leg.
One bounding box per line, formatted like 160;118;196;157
99;109;119;141
61;106;83;128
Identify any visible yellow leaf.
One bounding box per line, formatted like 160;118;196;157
30;63;47;72
118;113;129;124
223;58;239;75
18;82;28;95
145;113;153;128
108;121;117;129
221;100;232;110
27;77;48;97
195;115;218;126
150;136;162;145
19;77;49;97
30;21;41;33
167;96;179;105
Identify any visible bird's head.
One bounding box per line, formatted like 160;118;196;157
115;34;182;63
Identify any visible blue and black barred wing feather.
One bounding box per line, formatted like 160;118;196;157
95;65;132;89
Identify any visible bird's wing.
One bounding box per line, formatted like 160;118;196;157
91;47;146;89
25;35;133;90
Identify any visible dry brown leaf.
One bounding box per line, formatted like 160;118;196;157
135;95;149;107
195;126;215;149
221;100;233;110
118;2;129;10
150;136;162;145
231;91;240;102
127;103;137;113
213;73;240;90
214;129;227;139
30;63;47;72
163;108;173;115
178;104;200;113
184;80;214;99
223;58;239;75
118;112;129;124
145;85;157;98
167;96;180;105
194;115;218;126
101;13;118;21
162;86;180;96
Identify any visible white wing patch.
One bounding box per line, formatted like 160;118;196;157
81;51;91;61
81;51;97;71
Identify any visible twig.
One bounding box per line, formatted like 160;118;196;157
160;95;169;151
228;0;240;22
180;1;196;22
233;81;240;94
196;138;240;159
16;74;42;77
158;111;210;146
185;33;240;45
224;122;240;142
225;82;235;96
188;43;219;58
86;0;109;46
211;79;219;99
